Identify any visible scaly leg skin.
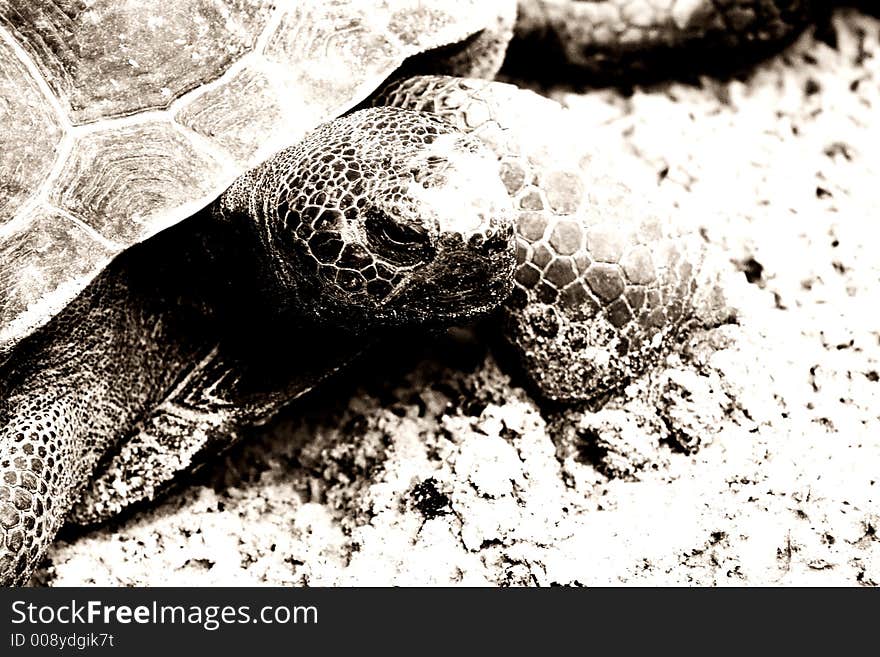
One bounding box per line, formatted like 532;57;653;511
375;75;728;403
0;229;218;585
506;0;822;83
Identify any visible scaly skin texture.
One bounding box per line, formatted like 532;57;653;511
0;245;214;585
0;107;514;585
376;76;710;402
506;0;823;81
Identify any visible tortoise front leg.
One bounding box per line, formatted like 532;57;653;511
0;236;217;585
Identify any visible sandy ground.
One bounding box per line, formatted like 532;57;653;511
33;9;879;586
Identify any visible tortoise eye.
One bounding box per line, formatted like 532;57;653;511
365;209;433;266
375;215;426;246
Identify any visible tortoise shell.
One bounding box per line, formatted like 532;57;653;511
0;0;514;356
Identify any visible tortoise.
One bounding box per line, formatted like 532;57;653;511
0;0;830;585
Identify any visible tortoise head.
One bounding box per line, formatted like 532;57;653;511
220;107;515;327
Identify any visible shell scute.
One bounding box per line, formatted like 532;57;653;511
0;36;64;222
50;121;225;245
0;0;274;124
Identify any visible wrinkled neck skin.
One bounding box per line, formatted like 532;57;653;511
0;202;352;585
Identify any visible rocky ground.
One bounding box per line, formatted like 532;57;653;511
33;9;879;586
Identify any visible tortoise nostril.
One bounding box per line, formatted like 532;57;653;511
482;231;510;255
